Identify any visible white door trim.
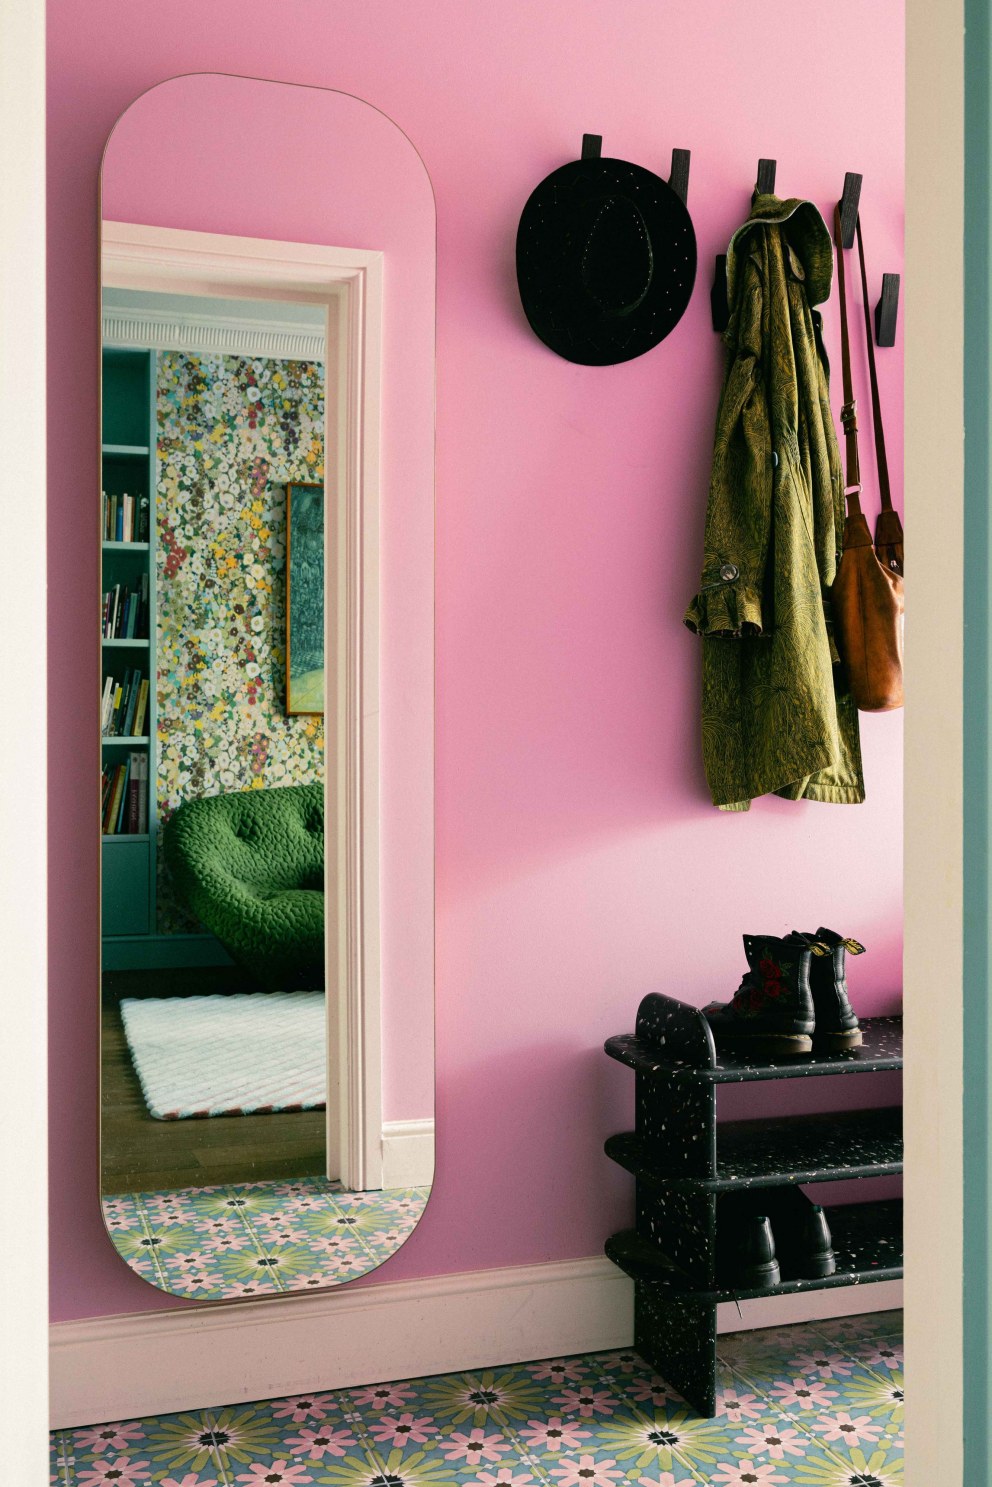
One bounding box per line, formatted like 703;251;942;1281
0;0;49;1477
904;2;965;1482
101;221;385;1192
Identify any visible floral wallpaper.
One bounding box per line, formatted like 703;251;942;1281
156;351;325;933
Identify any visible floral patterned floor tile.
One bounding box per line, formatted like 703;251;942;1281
102;1179;430;1300
50;1312;903;1487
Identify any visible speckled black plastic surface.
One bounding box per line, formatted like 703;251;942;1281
635;1289;718;1417
607;1199;903;1301
603;992;903;1417
635;1071;716;1178
636;1186;716;1287
606;1008;902;1082
606;1105;903;1190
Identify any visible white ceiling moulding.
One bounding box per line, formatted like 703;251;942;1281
101;306;326;361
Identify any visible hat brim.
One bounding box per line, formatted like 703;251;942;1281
516;157;697;366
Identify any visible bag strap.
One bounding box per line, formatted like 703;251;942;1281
832;204;863;517
854;216;894;513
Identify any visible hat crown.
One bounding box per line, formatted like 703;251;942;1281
579;195;654;318
515;154;697;366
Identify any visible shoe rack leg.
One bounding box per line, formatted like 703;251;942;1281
634;1283;718;1418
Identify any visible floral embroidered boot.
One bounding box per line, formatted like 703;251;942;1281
703;933;825;1057
800;926;865;1051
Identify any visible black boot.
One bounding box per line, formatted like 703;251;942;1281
704;933;825;1057
800;926;864;1051
735;1215;781;1288
776;1202;837;1279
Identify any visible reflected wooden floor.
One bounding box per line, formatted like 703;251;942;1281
101;967;327;1196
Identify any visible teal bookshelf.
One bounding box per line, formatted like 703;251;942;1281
100;344;233;973
101;347;158;951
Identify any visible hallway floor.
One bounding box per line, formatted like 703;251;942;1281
49;1308;903;1486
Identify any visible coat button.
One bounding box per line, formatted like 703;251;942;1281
720;563;739;582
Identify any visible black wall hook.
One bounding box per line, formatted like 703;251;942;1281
712;158;777;333
711;254;730;335
669;148;691;205
755;158;777;196
838;171;863;249
874;273;900;347
837;172;898;345
580;135;691;204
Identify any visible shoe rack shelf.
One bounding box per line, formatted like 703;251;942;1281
604;992;903;1417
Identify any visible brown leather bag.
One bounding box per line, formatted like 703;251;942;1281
830;204;904;712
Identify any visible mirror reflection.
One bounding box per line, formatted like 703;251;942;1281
99;267;431;1298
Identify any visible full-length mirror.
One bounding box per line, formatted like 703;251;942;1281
98;76;435;1300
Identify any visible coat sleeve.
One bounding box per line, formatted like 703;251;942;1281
684;248;774;638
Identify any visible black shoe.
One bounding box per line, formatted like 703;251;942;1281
704;933;826;1057
735;1215;781;1288
776;1202;837;1279
799;927;865;1051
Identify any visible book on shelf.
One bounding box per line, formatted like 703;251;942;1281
100;674;115;734
101;490;149;545
122;671;139;735
101;761;126;834
101;573;149;640
117;755;131;833
137;753;148;834
101;667;148;738
126;755;140;833
132;678;149;738
100;764;114;820
100;750;147;836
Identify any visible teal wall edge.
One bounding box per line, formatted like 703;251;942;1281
964;0;991;1479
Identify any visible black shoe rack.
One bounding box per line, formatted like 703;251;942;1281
603;992;903;1417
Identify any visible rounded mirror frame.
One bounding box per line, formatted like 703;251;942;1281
98;74;436;1301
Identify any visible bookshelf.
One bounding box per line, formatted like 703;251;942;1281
101;347;157;945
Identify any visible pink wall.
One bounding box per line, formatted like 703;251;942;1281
48;1;904;1324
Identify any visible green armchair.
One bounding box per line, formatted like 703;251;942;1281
163;782;324;988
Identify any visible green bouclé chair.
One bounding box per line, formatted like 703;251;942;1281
163;782;324;988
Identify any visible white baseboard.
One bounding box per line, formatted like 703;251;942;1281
381;1117;434;1188
49;1257;902;1430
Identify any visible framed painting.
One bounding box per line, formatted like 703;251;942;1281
285;481;325;715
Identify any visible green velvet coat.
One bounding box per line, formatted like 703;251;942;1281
684;194;864;811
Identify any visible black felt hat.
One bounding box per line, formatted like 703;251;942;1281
516;147;697;366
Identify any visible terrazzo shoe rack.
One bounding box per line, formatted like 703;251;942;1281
603;980;902;1416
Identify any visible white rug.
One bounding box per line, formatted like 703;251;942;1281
119;991;326;1119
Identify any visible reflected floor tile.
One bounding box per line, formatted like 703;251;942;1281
100;1178;430;1300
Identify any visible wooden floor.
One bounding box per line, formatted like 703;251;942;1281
101;967;326;1196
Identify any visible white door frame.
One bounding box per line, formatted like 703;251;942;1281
1;0;48;1476
101;221;385;1191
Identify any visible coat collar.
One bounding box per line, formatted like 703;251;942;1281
726;193;834;307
